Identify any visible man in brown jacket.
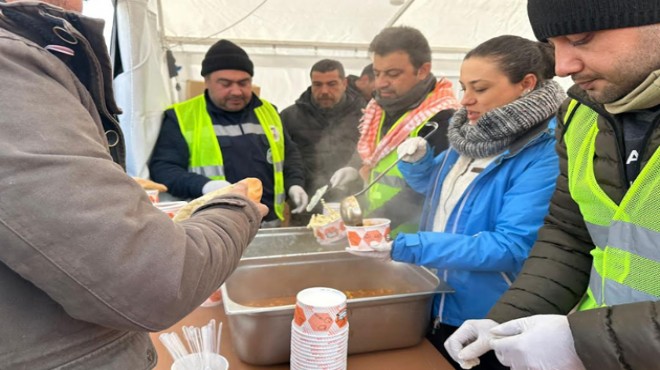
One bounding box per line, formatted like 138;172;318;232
0;1;266;369
444;1;660;369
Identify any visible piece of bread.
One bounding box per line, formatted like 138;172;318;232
172;178;262;222
133;177;168;192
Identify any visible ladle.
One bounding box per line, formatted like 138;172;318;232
340;121;439;226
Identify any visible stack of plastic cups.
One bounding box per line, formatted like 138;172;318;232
291;287;349;370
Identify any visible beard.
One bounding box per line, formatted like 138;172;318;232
580;27;660;104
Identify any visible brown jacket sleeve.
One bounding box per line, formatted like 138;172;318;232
0;28;262;332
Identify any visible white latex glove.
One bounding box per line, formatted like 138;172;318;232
202;180;232;194
329;167;359;188
397;137;428;163
489;315;585;370
345;241;392;261
444;319;499;369
288;185;309;214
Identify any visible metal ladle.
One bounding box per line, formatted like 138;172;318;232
340;121;439;226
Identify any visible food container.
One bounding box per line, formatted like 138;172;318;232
200;288;223;307
312;218;346;245
221;251;453;365
322;202;341;216
145;189;160;204
345;218;391;251
154;201;188;219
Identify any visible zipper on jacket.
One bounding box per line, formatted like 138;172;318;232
423;149;453;230
445;127;550;225
634;114;660;182
500;272;513;286
433;269;449;330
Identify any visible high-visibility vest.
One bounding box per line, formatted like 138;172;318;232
366;112;428;235
171;95;286;220
562;100;660;310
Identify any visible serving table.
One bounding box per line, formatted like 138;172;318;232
150;227;454;369
149;304;454;370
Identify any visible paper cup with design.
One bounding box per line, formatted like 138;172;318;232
345;218;391;251
155;201;188;219
200;287;223;307
145;189;160;204
308;212;346;245
312;218;346;245
293;287;348;336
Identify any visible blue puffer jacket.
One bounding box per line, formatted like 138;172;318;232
391;119;558;327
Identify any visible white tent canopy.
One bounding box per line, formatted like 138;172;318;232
112;0;562;178
160;0;536;106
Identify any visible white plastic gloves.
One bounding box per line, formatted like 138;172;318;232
202;180;232;194
445;315;585;370
345;240;392;261
288;185;309;214
397;137;428;163
444;319;499;369
490;315;585;370
329;167;359;188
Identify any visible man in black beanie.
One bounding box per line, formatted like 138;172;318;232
150;39;308;226
445;1;660;369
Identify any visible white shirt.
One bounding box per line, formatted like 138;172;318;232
433;155;496;232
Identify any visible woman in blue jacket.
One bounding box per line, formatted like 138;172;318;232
362;35;567;369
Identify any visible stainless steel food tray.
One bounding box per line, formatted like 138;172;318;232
243;227;345;258
221;251;453;365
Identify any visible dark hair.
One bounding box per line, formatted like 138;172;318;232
465;35;555;83
360;63;374;80
369;26;431;69
310;59;346;79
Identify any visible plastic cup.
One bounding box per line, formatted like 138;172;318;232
145;189;160;204
154;201;188;219
345;218;391;251
171;353;228;370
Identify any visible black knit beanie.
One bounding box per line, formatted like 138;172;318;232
201;39;254;76
528;0;660;41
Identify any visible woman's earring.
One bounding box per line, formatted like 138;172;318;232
522;88;532;96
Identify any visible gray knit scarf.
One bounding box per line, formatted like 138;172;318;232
448;80;566;158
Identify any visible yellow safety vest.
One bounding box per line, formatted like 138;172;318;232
367;112;428;235
562;100;660;310
170;95;286;220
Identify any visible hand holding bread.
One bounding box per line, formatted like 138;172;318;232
173;178;267;222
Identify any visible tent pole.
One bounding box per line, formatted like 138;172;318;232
384;0;416;28
155;0;176;103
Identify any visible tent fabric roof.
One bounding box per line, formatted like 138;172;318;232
160;0;535;51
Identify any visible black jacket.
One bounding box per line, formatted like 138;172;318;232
149;93;305;221
488;85;660;370
281;87;366;197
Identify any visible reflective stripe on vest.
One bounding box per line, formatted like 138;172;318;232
171;95;287;220
367;111;427;235
563;100;660;310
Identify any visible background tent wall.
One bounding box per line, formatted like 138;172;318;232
114;0;171;178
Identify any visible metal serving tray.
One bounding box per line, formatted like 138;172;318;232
242;226;345;258
221;251;453;365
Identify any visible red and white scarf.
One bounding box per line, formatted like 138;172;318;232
356;78;459;172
